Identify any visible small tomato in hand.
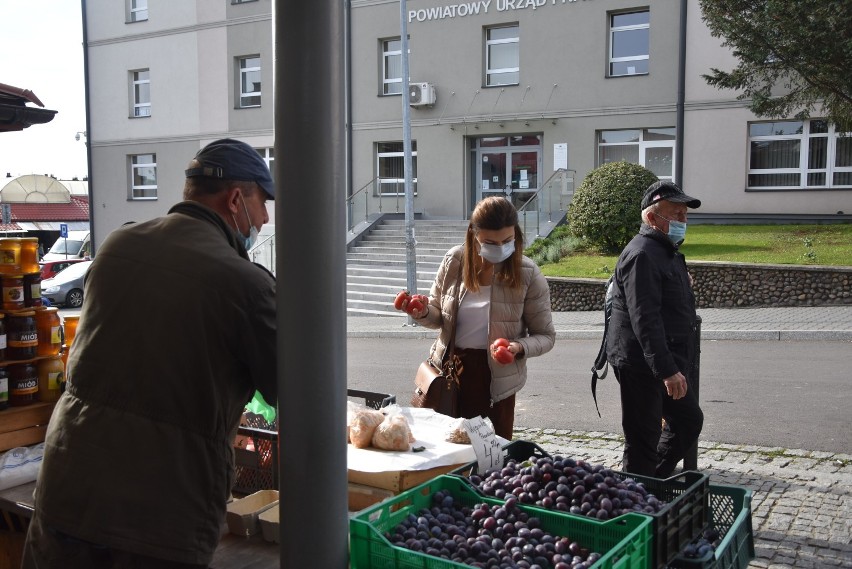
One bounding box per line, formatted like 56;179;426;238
494;346;514;365
491;338;510;350
406;297;425;315
393;290;410;310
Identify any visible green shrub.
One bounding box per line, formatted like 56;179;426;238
525;225;581;265
567;161;659;254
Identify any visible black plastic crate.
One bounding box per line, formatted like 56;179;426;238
451;439;710;569
668;484;755;569
232;389;396;495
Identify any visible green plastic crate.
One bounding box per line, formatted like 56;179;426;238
451;440;709;569
350;474;652;569
668;484;755;569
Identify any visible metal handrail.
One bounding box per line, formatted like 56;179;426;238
516;168;576;239
345;176;411;232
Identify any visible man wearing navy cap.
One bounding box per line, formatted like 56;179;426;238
605;180;704;477
24;139;278;568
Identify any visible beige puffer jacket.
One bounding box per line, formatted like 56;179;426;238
418;246;556;404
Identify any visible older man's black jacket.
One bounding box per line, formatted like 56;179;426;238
606;224;698;380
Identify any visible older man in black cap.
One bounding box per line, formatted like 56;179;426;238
605;180;704;477
23;139;277;568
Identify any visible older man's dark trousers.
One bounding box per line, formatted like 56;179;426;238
613;366;703;477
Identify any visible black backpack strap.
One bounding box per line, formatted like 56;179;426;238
590;275;615;418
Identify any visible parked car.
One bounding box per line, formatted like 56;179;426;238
41;261;92;308
39;258;89;280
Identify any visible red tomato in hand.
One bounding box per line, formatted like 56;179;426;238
494;346;514;365
406;297;425;315
491;338;510;350
393;290;410;310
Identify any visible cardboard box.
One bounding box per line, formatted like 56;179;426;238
347;462;466;494
258;504;279;543
0;402;55;453
347;482;395;513
225;489;278;537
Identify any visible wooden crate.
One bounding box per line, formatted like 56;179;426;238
0;402;55;452
347;462;467;494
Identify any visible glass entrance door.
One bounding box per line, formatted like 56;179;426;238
472;135;542;210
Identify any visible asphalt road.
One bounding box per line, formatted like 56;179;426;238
347;337;852;455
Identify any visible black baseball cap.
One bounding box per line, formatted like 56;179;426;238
641;180;700;210
185;138;275;199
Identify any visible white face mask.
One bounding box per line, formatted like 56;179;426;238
233;194;259;250
479;240;515;264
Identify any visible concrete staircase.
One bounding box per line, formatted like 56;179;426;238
347;218;469;316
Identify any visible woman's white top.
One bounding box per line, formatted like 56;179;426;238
454;285;491;349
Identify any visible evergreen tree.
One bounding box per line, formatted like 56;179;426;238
700;0;852;132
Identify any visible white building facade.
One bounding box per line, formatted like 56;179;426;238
82;0;852;249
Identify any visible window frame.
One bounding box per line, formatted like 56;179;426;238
608;9;650;77
485;24;520;87
376;141;418;196
130;154;157;200
381;38;403;96
597;127;676;181
131;69;151;118
747;119;852;190
237;55;262;109
127;0;148;23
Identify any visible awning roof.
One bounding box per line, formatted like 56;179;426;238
0;82;57;132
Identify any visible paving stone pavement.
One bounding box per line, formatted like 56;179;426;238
512;427;852;569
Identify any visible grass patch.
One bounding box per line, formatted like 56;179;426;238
537;224;852;279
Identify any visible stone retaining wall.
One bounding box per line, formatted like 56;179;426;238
548;261;852;311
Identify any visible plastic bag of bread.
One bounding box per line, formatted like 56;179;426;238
349;409;384;448
445;416;494;444
346;400;362;443
371;413;414;452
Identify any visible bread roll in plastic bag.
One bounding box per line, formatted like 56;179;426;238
372;413;414;452
349;409;384;448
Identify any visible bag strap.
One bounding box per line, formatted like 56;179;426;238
436;259;464;370
590;275;616;418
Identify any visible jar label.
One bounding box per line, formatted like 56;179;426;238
50;326;61;344
11;377;38;395
0;250;19;266
0;377;7;403
48;371;64;390
3;285;24;305
9;331;38;348
30;283;42;299
0;333;6;350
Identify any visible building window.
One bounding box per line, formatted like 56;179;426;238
237;56;262;108
256;147;274;176
128;0;148;22
748;120;852;189
609;10;649;76
598;128;675;181
131;70;151;117
381;38;402;96
130;154;157;200
485;25;519;87
377;142;417;195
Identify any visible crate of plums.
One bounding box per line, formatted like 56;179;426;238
668;484;754;569
350;474;653;569
451;440;710;569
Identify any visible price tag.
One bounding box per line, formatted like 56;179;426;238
463;416;503;474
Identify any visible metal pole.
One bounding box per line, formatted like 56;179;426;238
275;1;348;567
683;315;701;471
675;0;687;186
400;0;418;324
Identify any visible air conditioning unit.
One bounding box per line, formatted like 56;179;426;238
409;82;437;107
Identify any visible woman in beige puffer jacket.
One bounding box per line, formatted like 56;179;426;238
402;197;556;439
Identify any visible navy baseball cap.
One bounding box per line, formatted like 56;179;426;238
185;138;275;199
641;180;700;210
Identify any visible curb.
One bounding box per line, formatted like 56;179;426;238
347;328;852;341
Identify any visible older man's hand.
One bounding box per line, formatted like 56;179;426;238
663;372;688;400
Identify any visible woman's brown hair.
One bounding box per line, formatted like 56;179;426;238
463;196;524;291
